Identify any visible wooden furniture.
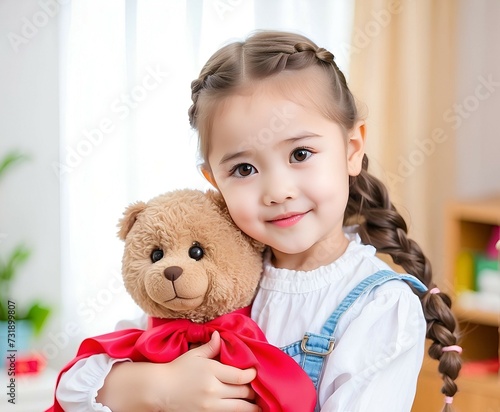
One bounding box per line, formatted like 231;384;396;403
412;197;500;411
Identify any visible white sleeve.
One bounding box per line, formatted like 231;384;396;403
55;314;147;411
319;284;426;412
56;354;130;412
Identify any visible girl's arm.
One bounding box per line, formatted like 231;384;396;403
319;283;426;412
56;332;259;412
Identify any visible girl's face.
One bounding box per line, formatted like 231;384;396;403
206;72;365;270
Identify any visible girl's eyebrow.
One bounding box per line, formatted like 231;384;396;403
280;133;320;145
218;133;320;165
219;150;252;165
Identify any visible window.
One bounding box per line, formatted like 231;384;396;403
59;0;354;338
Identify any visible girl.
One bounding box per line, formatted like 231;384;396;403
54;30;461;412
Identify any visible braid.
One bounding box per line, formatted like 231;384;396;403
188;77;204;128
346;155;462;411
189;42;244;129
189;31;357;141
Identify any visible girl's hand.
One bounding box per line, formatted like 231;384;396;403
97;331;259;412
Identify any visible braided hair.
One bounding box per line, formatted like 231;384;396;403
188;30;461;410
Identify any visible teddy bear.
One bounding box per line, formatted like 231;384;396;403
48;189;316;412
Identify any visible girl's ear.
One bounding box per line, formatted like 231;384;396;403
117;201;147;240
201;167;218;189
347;121;366;176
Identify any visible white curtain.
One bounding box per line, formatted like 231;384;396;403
58;0;354;347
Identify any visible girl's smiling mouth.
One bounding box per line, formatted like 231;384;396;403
268;212;308;228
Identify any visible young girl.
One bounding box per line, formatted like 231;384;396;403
54;30;461;412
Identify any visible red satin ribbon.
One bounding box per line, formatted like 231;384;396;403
47;307;316;412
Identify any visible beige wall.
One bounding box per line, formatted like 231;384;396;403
349;0;500;282
455;0;500;198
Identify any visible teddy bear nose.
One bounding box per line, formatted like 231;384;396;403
163;266;183;281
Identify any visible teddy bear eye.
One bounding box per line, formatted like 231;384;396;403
151;249;164;263
188;242;204;261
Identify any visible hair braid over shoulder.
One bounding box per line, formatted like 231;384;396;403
345;155;462;410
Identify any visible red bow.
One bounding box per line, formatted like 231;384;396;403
47;307;316;412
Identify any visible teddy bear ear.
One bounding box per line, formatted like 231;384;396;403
117;201;147;240
205;190;228;215
205;190;235;225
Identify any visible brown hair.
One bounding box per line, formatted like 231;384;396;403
188;30;461;410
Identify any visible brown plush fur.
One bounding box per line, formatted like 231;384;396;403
118;189;264;323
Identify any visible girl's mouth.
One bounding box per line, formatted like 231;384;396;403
268;212;307;228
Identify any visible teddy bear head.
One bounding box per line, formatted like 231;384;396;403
118;189;264;323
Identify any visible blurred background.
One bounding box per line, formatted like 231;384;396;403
0;0;499;410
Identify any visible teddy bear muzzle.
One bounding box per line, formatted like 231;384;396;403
146;262;209;312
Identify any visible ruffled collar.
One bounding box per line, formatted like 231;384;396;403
260;231;377;293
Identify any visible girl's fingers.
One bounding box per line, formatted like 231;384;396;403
187;330;222;359
222;383;256;401
215;363;257;386
187;331;257;386
216;399;261;412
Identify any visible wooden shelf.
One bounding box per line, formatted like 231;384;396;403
421;359;500;393
412;197;500;412
454;304;500;327
458;372;500;398
414;344;500;411
448;196;500;225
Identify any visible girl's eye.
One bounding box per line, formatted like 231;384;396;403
290;148;312;163
151;249;164;263
188;242;204;261
231;163;256;178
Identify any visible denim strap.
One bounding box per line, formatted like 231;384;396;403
281;270;427;395
320;270;427;337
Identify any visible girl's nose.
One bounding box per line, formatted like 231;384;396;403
262;172;296;205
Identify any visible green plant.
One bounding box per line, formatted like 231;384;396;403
0;150;51;336
0;151;29;181
0;245;51;335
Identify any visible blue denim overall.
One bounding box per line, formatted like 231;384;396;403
280;269;428;411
